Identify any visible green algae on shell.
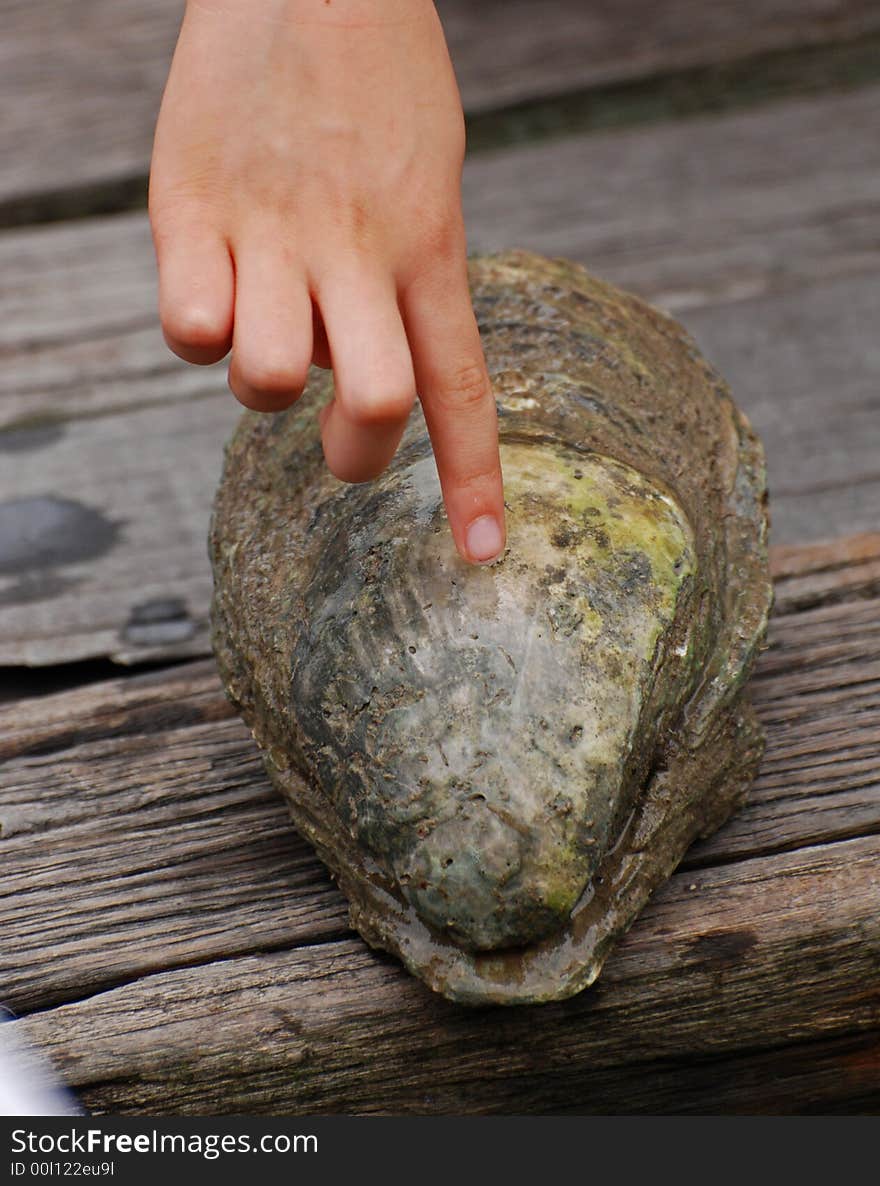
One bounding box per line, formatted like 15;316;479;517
210;250;772;1005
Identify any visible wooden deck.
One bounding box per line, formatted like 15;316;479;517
1;1;879;1114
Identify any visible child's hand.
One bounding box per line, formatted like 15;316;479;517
149;0;505;564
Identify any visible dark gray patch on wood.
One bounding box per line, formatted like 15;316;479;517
0;496;119;574
687;928;759;966
0;570;78;609
123;597;195;646
0;423;66;453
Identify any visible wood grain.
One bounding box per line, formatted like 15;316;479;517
439;0;880;113
462;87;880;312
2;88;879;665
4;0;879;215
12;835;880;1115
771;533;880;613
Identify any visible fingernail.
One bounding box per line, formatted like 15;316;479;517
465;515;504;564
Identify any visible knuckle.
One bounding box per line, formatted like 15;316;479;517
424;212;463;263
455;461;503;496
238;356;308;396
409;208;465;275
394;202;464;288
436;359;491;412
342;385;415;427
162;304;229;352
161;305;231;360
149;174;229;226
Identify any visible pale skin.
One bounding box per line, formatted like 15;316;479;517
149;0;506;563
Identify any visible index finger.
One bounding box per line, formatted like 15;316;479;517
401;255;506;565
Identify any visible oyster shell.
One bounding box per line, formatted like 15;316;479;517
210;251;772;1005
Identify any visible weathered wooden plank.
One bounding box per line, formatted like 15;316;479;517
554;1031;880;1115
12;832;880;1115
0;657;224;762
463;86;880;313
0;396;240;665
441;0;880;113
771;533;880;613
0;0;174;219
1;712;350;1014
2;548;878;1026
4;0;879;217
3;88;879;664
